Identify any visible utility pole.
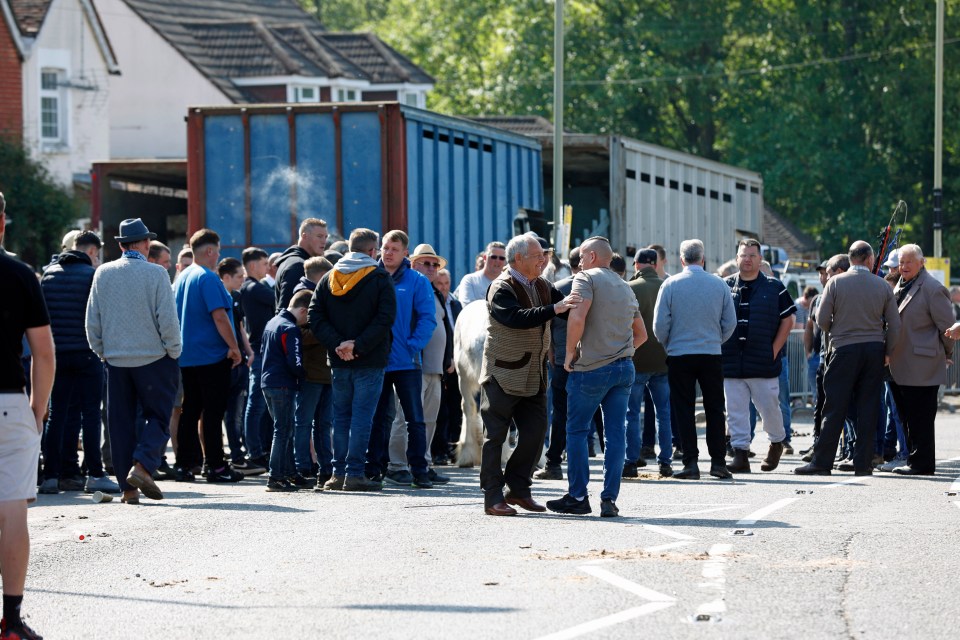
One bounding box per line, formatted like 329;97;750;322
553;0;564;257
934;0;944;258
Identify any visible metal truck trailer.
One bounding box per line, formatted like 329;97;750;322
539;134;763;274
186;102;543;282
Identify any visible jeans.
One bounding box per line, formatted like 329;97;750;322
224;363;248;462
625;371;672;465
264;387;296;479
106;357;178;491
332;367;384;478
43;351;104;479
243;353;268;459
544;365;568;468
566;358;634;502
883;382;906;457
778;356;793;442
294;381;334;474
807;353;821;406
368;369;428;478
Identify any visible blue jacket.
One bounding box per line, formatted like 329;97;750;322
40;251;96;353
383;259;437;372
260;309;304;390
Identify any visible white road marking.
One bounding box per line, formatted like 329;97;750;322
736;497;800;525
644;541;692;553
641;523;695;541
954;502;960;511
694;544;732;618
653;505;749;519
822;477;867;490
533;565;676;640
533;603;676;640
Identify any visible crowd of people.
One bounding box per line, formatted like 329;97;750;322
1;185;958;638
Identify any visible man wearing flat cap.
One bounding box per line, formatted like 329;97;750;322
86;218;182;504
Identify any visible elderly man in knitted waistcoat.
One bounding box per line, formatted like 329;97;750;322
479;235;581;516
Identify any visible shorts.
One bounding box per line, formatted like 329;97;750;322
0;392;41;503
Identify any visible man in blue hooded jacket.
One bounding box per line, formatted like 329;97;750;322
366;230;438;488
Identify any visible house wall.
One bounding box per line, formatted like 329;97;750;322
95;0;230;159
243;85;286;103
21;0;111;186
0;14;22;140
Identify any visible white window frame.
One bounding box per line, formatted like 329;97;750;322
40;69;65;142
37;49;71;150
291;85;320;103
332;87;361;103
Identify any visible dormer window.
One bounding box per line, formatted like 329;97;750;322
292;85;319;103
333;88;360;102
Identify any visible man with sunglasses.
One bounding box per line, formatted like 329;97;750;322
455;241;507;306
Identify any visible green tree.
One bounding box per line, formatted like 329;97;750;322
0;138;80;268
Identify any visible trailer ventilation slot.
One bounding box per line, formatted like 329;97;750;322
482;143;493;153
669;179;679;190
736;183;747;191
626;169;637;180
422;130;435;140
710;190;719;200
683;183;693;193
454;137;465;147
640;172;651;183
750;186;760;194
696;187;706;196
655;176;665;186
723;193;732;203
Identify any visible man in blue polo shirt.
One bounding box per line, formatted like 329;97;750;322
173;228;243;483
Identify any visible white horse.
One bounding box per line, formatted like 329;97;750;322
453;300;489;467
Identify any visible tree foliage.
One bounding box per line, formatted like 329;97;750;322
316;1;960;258
0;138;80;268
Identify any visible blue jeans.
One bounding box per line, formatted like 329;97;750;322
294;381;334;474
224;363;248;462
264;387;295;479
43;351;104;479
625;371;672;465
779;356;792;442
368;369;428;478
244;353;267;459
883;382;907;457
566;358;634;502
807;353;821;406
332;367;385;478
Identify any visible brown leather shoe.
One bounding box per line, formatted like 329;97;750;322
126;466;163;500
485;502;518;516
505;494;547;512
761;442;784;472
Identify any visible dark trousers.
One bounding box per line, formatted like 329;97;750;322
179;359;232;471
43;351;104;479
106;357;179;491
889;382;939;472
641;386;656;448
434;371;462;457
811;342;885;472
812;360;826;439
224;363;248;462
367;369;428;478
479;378;547;507
545;365;568;467
667;354;727;467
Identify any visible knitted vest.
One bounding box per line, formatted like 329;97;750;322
721;273;783;379
480;274;552;397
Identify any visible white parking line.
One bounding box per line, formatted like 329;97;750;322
695;544;732;617
641;523;695;541
644;541;692;553
533;565;676;640
822;477;867;490
736;497;800;525
654;505;749;519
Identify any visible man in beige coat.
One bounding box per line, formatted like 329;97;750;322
887;244;955;475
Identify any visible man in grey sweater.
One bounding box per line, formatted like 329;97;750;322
653;239;737;480
86;218;182;504
796;240;901;476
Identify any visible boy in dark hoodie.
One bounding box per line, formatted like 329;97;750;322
261;290;310;491
308;228;396;492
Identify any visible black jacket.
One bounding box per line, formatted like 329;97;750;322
308;267;396;369
240;276;276;350
40;251;96;353
721;272;785;379
275;245;311;311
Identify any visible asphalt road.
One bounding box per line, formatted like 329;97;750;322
20;409;960;639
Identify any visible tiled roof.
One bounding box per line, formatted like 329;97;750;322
121;0;433;103
763;206;820;260
8;0;52;37
466;116;557;137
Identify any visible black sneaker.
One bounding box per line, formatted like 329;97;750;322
233;458;267;476
546;494;592;515
384;469;414;485
639;446;657;460
288;474;314;489
59;475;85;492
636;456;647;468
427;469;450;484
172;465;195;482
600;499;620;518
412;474;434;489
152;459;176;481
205;466;244;483
672;447;684;461
266;477;298;492
659;463;673;478
622;462;639;478
0;618;43;639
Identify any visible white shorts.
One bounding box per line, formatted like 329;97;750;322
0;393;41;503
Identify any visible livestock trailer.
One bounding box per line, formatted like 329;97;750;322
186;102;543;282
537;134;764;274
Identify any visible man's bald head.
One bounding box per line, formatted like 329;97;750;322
848;241;874;267
580;236;614;269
